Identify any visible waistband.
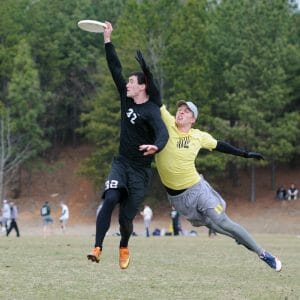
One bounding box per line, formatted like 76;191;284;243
164;186;187;196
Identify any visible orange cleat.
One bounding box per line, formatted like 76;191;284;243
119;247;130;269
87;246;101;263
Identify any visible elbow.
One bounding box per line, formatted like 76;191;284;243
159;133;169;152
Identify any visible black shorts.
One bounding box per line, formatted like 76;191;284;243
102;156;152;220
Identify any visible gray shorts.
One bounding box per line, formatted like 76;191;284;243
168;176;226;227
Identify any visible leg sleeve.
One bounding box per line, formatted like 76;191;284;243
205;209;263;255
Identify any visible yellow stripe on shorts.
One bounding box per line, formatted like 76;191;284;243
214;204;224;215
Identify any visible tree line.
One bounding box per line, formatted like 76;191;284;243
0;0;299;200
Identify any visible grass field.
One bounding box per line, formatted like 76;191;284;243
0;233;299;300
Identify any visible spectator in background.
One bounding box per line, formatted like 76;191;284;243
1;199;11;235
59;201;69;234
40;201;53;238
208;228;217;238
170;206;181;236
6;201;20;237
287;184;298;201
276;186;287;201
140;204;153;237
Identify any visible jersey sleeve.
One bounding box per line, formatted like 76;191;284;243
105;42;127;96
198;131;218;151
147;79;162;107
147;72;162;107
135;50;162;107
147;105;169;151
160;105;175;128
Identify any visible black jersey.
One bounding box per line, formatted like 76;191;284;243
105;42;168;167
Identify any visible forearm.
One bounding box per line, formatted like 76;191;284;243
150;111;169;151
105;43;121;72
215;141;264;160
135;50;162;107
148;75;162;107
215;140;248;157
154;125;168;152
105;43;126;93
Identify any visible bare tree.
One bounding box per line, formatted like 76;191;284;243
0;111;32;199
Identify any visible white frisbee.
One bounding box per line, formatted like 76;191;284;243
77;20;107;33
50;193;59;198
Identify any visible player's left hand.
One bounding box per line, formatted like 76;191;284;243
135;50;149;73
139;144;158;156
246;152;264;160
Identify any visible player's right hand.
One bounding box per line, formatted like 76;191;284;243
139;144;158;156
246;152;264;160
103;21;113;42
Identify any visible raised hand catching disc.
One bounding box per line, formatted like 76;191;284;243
77;20;107;33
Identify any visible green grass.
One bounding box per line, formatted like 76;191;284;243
0;233;299;300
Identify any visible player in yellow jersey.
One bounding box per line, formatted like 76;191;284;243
136;52;282;272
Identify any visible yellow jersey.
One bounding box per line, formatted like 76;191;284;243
155;105;217;190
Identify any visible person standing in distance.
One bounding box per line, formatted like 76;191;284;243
41;201;53;238
6;201;20;237
87;21;168;269
2;200;11;235
170;206;181;236
59;201;69;234
140;204;153;237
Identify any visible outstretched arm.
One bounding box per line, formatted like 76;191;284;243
103;21;126;95
135;50;162;107
215;140;264;160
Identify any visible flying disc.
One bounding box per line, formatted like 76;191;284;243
50;193;59;198
77;20;107;33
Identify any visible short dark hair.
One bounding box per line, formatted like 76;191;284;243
129;71;146;85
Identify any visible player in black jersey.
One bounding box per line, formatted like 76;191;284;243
87;21;168;269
